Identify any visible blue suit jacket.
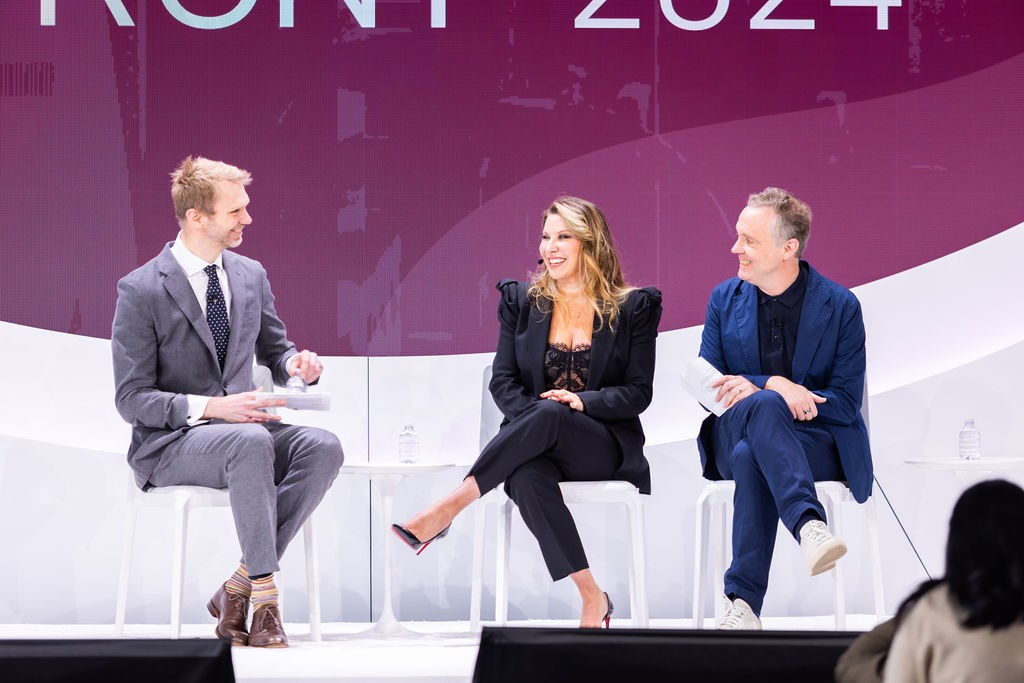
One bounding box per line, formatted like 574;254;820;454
489;280;662;494
696;262;873;502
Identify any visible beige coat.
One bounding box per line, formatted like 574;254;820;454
884;584;1024;683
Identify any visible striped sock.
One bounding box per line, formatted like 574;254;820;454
224;564;251;597
250;574;279;609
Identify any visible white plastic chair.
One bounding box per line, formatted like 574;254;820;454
691;384;885;630
114;365;322;640
692;479;885;629
469;365;650;628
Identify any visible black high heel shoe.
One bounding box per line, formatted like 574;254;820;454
602;592;614;629
391;523;451;555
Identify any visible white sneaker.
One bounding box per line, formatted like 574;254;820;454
717;597;762;630
800;519;847;576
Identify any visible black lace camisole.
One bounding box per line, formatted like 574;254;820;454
544;342;591;392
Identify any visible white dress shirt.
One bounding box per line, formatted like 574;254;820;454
170;234;231;319
169;235;230;424
168;235;298;424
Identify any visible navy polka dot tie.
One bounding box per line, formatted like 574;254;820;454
204;264;230;371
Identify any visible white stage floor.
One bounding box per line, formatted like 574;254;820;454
0;616;881;683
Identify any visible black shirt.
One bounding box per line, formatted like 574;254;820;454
757;262;808;379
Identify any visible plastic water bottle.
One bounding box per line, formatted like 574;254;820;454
398;424;420;464
958;419;981;460
285;374;308;392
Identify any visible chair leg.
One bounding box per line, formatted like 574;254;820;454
170;492;191;640
303;515;322;642
828;498;847;630
277;570;287;617
692;489;713;629
624;501;637;624
865;496;886;623
715;498;732;624
469;494;488;631
626;495;649;627
494;498;512;625
115;501;140;635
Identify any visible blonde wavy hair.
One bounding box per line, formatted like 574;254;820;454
528;196;634;330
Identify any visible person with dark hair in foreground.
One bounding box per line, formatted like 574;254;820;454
393;196;662;628
836;479;1024;682
882;479;1024;681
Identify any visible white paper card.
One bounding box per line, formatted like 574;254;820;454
681;357;729;416
255;392;332;411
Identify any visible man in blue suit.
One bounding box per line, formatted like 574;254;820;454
696;187;872;630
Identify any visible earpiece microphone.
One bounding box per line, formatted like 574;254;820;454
537;258;544;265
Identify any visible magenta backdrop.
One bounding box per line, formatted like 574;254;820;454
2;1;1022;355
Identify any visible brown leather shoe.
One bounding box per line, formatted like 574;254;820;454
249;604;288;648
207;584;249;646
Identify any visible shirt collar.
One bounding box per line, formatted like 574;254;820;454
758;260;808;308
170;233;224;277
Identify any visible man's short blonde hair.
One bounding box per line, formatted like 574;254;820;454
170;156;252;221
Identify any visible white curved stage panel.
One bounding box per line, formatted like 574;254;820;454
2;223;1023;626
855;221;1024;393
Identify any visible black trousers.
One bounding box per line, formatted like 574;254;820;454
468;399;623;581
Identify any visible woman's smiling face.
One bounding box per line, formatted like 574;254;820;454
539;213;582;288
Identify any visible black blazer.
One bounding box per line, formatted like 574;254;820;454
489;279;663;494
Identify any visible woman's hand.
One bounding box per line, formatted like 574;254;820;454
540;389;585;412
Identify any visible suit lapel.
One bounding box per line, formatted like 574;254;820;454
733;283;762;374
526;301;550;393
587;314;612;389
158;247;220;368
791;266;833;383
223;252;250;379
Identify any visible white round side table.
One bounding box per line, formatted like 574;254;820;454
339;462;455;638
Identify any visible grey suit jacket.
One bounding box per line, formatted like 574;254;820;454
112;243;297;488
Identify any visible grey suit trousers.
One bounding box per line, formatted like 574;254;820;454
149;421;343;576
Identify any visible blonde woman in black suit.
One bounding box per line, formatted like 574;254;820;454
393;196;662;628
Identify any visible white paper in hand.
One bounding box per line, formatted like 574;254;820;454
681;357;729;416
255;392;331;411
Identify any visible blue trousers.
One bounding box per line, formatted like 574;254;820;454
711;390;843;615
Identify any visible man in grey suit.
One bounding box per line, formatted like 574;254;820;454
112;156;344;648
